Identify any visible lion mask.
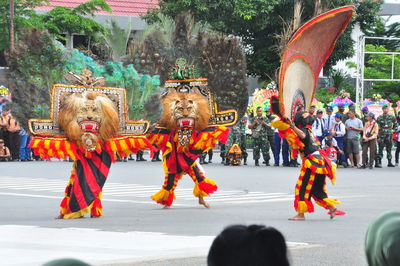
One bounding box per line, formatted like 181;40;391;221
58;92;119;147
160;91;210;132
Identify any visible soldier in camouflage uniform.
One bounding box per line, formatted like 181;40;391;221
248;107;270;166
376;105;398;168
225;116;248;165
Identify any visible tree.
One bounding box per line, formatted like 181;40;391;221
127;13;249;117
38;0;111;48
0;0;48;51
363;44;400;103
7;28;66;128
100;19;132;62
145;0;383;81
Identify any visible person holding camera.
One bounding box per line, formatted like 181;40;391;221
344;110;363;168
248;107;271;166
361;112;379;169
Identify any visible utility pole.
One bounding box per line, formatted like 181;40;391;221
10;0;15;53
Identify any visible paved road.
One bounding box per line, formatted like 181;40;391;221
0;154;399;266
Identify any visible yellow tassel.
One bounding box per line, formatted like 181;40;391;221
193;183;208;197
297;201;308;214
120;139;128;151
63;205;91;219
151;188;170;201
323;198;341;207
110;140;117;151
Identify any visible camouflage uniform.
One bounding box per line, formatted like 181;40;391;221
226;116;248;164
250;116;270;164
266;115;275;154
376;113;398;164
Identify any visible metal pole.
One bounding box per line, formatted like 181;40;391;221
391;54;395;79
360;36;365;105
10;0;15;53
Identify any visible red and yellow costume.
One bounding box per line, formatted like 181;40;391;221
31;135;151;218
272;119;339;215
148;126;229;207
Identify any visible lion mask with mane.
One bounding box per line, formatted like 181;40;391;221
58;92;119;150
160;91;210;132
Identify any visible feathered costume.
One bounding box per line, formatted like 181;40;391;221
271;6;354;216
148;60;237;207
29;78;153;219
148;125;229;207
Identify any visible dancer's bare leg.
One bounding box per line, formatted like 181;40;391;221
288;213;305;220
329;207;337;219
199;197;210;208
55;214;64;219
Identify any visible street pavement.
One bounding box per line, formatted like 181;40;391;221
0;152;399;266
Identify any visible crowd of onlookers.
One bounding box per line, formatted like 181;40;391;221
0;108;34;162
307;104;399;169
2;104;400;168
220;104;400;169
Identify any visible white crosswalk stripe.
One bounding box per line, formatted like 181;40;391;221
0;176;293;205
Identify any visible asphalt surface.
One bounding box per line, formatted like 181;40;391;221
1;152;399;266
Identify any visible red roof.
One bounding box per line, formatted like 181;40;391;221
35;0;159;17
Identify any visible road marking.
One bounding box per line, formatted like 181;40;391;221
0;225;311;266
0;176;295;205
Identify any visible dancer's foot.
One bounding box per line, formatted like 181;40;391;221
55;214;64;219
329;207;337;219
288;214;305;221
199;197;210;208
162;205;171;209
90;215;101;218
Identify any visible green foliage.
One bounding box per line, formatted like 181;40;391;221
7;29;66;127
65;50;161;120
0;0;48;51
101;19;131;62
146;0;383;81
315;69;355;104
129;13;249;117
315;88;337;104
38;0;111;40
363;44;400;102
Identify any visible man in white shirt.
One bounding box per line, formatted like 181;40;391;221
312;110;325;143
323;106;335;132
332;113;347;167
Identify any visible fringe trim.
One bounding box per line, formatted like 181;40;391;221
193;178;218;197
105;135;154;162
30;137;78;160
193;127;229;151
30;135;153;161
271;120;305;157
151;188;176;206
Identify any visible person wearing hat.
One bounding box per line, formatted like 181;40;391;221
376;105;398;167
323;106;335;133
361;112;379;169
332;113;347;167
337;103;346;122
361;106;369;124
312;109;325;143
